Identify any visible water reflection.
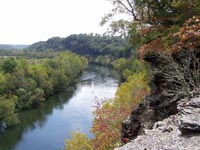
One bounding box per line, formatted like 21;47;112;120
0;90;75;150
0;64;119;150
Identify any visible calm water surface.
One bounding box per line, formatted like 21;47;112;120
0;64;119;150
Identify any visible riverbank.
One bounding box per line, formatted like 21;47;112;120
0;64;119;150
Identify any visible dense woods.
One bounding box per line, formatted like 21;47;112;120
0;52;87;130
0;34;133;67
26;34;131;58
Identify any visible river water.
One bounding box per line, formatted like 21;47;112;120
0;64;119;150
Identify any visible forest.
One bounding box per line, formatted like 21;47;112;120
27;34;131;58
0;52;87;130
0;34;133;67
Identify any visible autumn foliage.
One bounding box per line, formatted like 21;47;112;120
65;130;92;150
172;16;200;52
139;16;200;59
91;72;150;150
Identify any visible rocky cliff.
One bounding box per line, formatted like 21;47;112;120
119;48;200;149
116;97;200;150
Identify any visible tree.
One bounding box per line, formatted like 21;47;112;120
65;131;92;150
112;58;127;72
29;88;45;106
2;58;17;73
102;0;200;46
0;73;6;94
29;65;53;96
0;95;19;129
105;0;200;26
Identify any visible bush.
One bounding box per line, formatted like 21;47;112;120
91;71;150;150
65;130;92;150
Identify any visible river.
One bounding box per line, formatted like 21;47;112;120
0;64;119;150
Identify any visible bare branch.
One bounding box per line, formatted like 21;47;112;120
114;0;139;21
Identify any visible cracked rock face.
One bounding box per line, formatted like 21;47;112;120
116;97;200;150
121;50;200;142
179;97;200;133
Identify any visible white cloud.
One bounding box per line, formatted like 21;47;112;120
0;0;112;44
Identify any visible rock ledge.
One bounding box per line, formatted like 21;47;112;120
116;97;200;150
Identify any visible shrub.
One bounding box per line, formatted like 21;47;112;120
91;71;150;150
65;130;92;150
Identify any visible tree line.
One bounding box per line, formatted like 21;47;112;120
0;52;87;130
26;34;132;58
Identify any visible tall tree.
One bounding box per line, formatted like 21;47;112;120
103;0;200;56
104;0;200;26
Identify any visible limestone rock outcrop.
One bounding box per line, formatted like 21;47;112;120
178;97;200;133
117;97;200;150
121;50;200;142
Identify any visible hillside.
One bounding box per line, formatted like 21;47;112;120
26;34;131;58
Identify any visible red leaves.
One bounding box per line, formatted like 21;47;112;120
92;96;125;149
91;72;150;150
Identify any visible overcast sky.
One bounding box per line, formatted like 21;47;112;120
0;0;112;44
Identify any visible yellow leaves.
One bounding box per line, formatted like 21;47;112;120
0;73;5;82
116;71;150;109
29;65;48;80
92;71;150;150
65;130;92;150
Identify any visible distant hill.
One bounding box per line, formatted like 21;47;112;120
0;44;28;50
26;34;132;58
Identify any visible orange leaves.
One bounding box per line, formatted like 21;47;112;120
139;39;166;59
91;72;150;150
139;17;200;60
172;16;200;53
92;97;121;150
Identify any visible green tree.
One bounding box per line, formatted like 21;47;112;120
29;65;53;96
0;95;19;129
29;88;45;106
0;73;6;94
2;58;17;73
112;58;127;72
104;0;200;26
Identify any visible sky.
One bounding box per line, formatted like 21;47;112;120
0;0;113;44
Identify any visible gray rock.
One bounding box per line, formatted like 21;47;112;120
121;50;200;142
119;49;200;149
117;116;200;150
116;97;200;150
179;97;200;133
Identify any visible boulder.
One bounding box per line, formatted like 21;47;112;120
179;97;200;133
